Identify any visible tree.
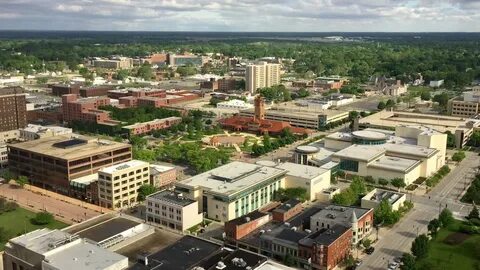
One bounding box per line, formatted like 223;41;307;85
297;88;310;98
427;218;441;238
378;178;389;187
400;253;416;270
137;63;153;80
411;234;429;260
275;188;308;202
420;91;431;101
114;69;130;80
433;93;449;107
451;151;466;162
348;111;359;121
377;101;386;110
468;204;479;220
362;238;372;249
137;184;157;201
386;99;395;108
283;253;295;266
31;212;54;225
439;208;454;228
1;169;14;181
16;175;28;188
36;77;48;84
391;178;406;190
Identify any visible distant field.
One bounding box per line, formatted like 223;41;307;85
416;220;480;270
0;207;68;250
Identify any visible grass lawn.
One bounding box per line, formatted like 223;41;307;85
416;220;480;270
0;207;68;250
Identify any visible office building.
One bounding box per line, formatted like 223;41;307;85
19;124;72;141
310;205;373;244
0;87;27;132
246;62;281;94
175;161;331;222
149;164;177;188
51;84;80;96
97;160;150;209
93;57;133;69
447;87;480;117
361;188;407;211
122;117;182;135
146;190;203;231
8;134;131;195
294;126;447;185
2;229;128;270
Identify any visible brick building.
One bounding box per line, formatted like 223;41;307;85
149;164;177;188
79;86;114;97
62;94;118;124
0;87;27;132
224;211;271;242
51;84;80;96
272;199;303;222
122;117;182;135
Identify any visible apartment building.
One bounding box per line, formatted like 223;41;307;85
97;160;150;209
447;87;480;117
146;190;203;231
246;62;281;94
0;87;27;132
8;135;131;195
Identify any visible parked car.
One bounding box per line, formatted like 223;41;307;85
365;247;375;254
388;262;399;269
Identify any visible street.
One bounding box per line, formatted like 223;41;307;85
359;152;478;270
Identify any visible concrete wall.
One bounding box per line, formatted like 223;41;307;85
324;138;352;151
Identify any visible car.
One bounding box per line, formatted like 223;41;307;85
388;262;399;269
393;257;402;264
365;247;375;254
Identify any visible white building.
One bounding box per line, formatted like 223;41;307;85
429;80;444;88
0;76;24;86
0;143;7;169
146;190;203;231
2;229;128;270
98;160;150;209
19;124;72;141
246;62;281;94
217;99;254;111
361;188;407;211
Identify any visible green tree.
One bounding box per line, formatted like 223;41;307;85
36;77;48;84
400;253;416;270
433;93;449;107
362;238;372;249
377;101;386;110
411;234;430;260
114;69;130;80
137;184;157;201
420;91;431;101
16;175;28;188
137;63;153;80
451;151;466;162
378;178;389;187
1;169;14;181
297;88;310;98
31;212;54;225
468;204;479;220
439;208;454;228
386;99;395;108
391;178;406;190
275;188;308;202
427;218;441;238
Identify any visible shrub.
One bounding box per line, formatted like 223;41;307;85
31;212;54;225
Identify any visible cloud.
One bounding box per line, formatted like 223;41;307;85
0;0;478;31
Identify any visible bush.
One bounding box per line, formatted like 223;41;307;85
31;212;54;225
458;224;479;234
452;151;466;162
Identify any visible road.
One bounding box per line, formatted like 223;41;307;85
359;152;478;270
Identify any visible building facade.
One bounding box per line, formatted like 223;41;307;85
149;164;177;188
122;117;182;135
246;62;281;94
146;190;203;231
447;87;480;118
97;160;150;209
0;87;27;132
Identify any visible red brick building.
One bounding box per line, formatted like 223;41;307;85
122;117;182;135
0;87;27;132
298;225;352;270
272;199;303;222
79;86;114;97
224;211;271;243
149;164;177;188
61;94;119;125
51;84;80;96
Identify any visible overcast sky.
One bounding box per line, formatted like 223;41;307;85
0;0;479;32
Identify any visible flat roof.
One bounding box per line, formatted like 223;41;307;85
352;130;387;140
261;227;308;244
9;134;130;160
368;155;421;173
363;188;405;205
9;229;72;254
129;236;221;270
77;218;139;243
123;117;182;129
275;162;329;180
273;199;302;213
311;205;371;227
295;145;319;154
332;144;385;162
227;210;270;226
148;190;196;207
99;160;148;174
44;239;127;270
212;249;268;270
150;164;176;175
299;224;350;247
176;161;286;197
384;143;438;158
71;173;98;185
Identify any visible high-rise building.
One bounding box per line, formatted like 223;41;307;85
246;62;281;94
0;87;27;132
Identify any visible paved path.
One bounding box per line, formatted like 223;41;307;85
0;184;107;224
359;152;478;270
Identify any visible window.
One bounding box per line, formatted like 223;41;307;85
339;159;359;172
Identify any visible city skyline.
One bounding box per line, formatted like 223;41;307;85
0;0;479;32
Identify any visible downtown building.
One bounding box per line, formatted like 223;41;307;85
246;62;281;94
0;87;27;132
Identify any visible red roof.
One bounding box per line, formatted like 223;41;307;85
220;116;311;135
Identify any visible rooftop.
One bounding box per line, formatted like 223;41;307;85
261;226;309;244
77;217;140;243
9;134;130;160
21;124;72;134
311;205;371;227
275;162;329;180
332;144;385;162
368;155;421;173
129;236;221;270
299;224;350;247
176;161;286;197
150;164;176;175
9;229;73;254
273;199;302;214
227;210;270;226
123;117;182;129
99;160;148;175
207;249;268;270
363;188;406;205
148;190;196;207
44;239;127;270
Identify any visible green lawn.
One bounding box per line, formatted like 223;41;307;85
416;220;480;270
0;207;68;250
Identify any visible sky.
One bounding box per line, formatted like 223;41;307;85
0;0;479;32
